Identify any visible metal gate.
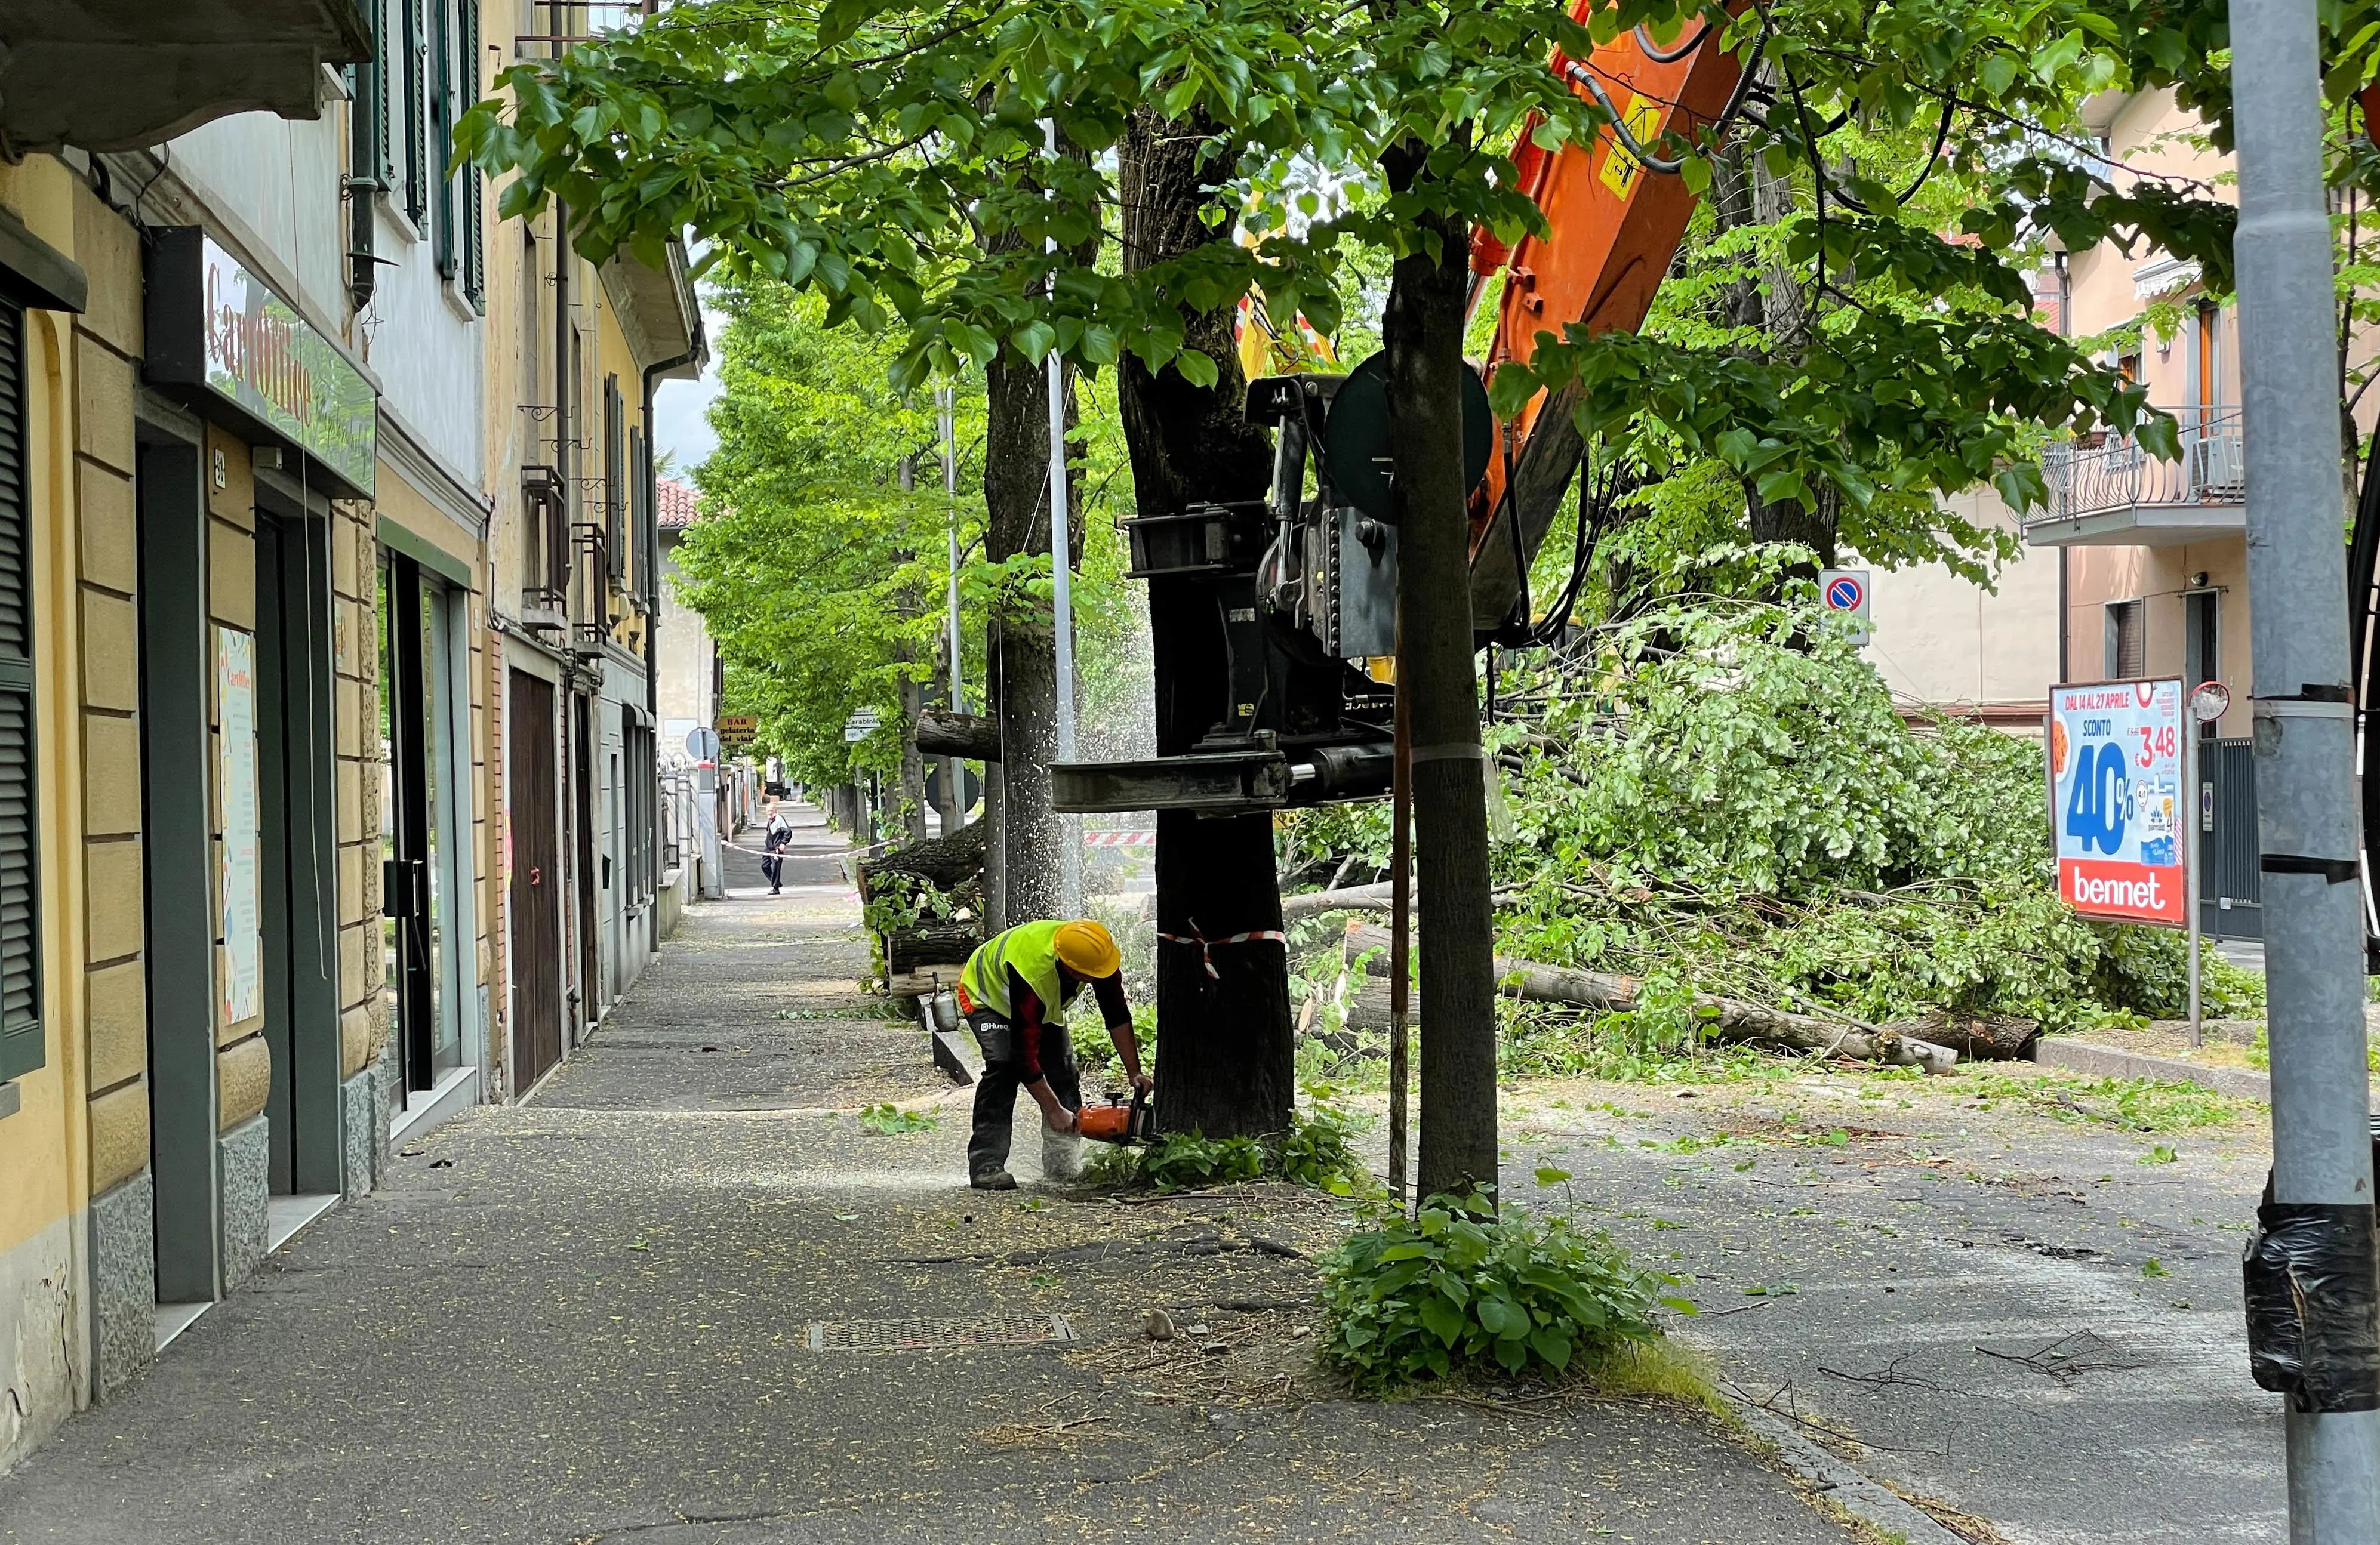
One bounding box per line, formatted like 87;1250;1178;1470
2199;736;2262;940
509;670;565;1088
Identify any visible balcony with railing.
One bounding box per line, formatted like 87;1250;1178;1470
2024;406;2246;547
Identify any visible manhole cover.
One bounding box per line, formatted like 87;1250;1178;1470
804;1314;1075;1351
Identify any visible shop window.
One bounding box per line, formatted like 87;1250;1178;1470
0;300;39;1083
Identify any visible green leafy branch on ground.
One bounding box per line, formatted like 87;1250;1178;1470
859;1103;939;1135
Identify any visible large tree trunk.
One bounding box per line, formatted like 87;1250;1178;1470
1725;142;1837;574
982;351;1070;929
1381;138;1500;1201
1116;107;1297;1141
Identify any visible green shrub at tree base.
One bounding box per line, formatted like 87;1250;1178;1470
1317;1191;1684;1390
1086;1100;1377;1194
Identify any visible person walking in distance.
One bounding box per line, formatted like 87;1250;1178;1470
760;807;792;895
955;919;1152;1189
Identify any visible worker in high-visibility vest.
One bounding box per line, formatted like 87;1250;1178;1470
956;918;1151;1189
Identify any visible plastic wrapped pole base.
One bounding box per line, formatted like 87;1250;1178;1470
2243;1200;2380;1413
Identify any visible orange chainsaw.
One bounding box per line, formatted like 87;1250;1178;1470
1079;1088;1154;1144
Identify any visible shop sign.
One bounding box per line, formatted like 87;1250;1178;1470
2047;678;2185;926
719;714;758;748
146;228;376;498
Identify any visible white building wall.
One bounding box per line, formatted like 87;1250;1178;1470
359;199;486;485
164;105;348;329
1860;488;2062;710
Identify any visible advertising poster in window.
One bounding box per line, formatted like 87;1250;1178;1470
2047;678;2187;926
217;627;263;1026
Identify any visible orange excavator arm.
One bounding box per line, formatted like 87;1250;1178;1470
1467;7;1751;632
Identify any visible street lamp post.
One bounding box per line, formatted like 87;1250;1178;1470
2231;0;2380;1533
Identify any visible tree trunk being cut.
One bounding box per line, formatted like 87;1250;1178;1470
1119;106;1297;1143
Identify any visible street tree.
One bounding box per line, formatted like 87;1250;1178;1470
460;0;2219;1199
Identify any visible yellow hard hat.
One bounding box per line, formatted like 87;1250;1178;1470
1053;920;1121;979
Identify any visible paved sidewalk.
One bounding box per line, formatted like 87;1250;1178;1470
0;804;1858;1545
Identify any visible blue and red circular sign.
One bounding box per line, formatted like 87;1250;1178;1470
1824;575;1865;612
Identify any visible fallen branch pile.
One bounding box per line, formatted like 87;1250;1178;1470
1340;922;1960;1074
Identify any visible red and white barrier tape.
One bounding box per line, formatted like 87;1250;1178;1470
1082;829;1157;847
1157;918;1288;979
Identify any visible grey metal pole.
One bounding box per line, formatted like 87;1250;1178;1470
1042;116;1082;916
2187;724;2202;1045
2233;0;2380;1533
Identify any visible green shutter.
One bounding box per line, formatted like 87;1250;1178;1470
349;1;384;193
628;425;648;603
0;301;41;1085
458;0;485;310
402;0;426;227
605;377;625;581
432;0;457;278
375;0;396;190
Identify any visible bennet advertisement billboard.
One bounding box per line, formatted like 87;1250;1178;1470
2048;679;2186;926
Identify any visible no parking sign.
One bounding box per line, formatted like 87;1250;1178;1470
1819;568;1871;642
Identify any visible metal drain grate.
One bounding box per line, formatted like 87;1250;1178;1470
804;1314;1074;1352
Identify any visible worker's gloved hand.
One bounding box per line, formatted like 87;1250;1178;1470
1044;1103;1079;1136
1129;1072;1154;1096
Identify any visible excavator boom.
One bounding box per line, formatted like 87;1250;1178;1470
1467;6;1749;632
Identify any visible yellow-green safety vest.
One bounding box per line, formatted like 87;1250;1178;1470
960;920;1073;1029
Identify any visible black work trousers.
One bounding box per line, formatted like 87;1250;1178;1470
966;1008;1080;1177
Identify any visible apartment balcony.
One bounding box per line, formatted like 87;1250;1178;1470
2023;407;2246;548
0;1;371;153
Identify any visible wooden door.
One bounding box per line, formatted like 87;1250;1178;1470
509;670;564;1089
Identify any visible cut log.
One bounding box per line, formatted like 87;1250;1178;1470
1279;881;1518;921
1882;1009;2039;1061
886;923;985;973
1341;922;1957;1074
858;819;987;896
915;708;1002;762
1281;881;1395;920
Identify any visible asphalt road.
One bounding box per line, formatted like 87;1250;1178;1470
1500;1064;2284;1543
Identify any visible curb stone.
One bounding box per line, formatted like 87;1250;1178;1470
1722;1392;1970;1545
2034;1038;2275;1101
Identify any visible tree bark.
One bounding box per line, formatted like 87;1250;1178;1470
982;351;1069;929
863;816;986;887
897;641;930;846
978;148;1091;930
1117;106;1297;1141
916;708;1002;761
1381;136;1501;1201
1733;144;1837;573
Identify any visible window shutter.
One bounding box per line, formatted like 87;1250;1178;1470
432;0;457;277
375;0;396;190
350;0;386;193
605;378;625;582
0;301;41;1084
402;0;427;227
458;0;484;308
628;425;647;604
